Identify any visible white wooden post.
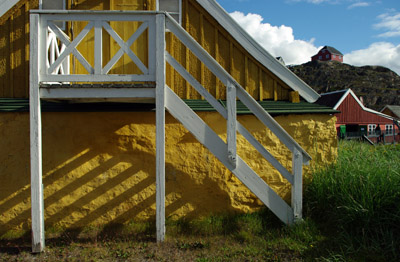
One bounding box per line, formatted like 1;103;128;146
155;14;166;242
291;147;303;222
30;13;45;253
94;20;103;75
227;81;237;166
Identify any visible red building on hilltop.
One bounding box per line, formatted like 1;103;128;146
312;46;343;62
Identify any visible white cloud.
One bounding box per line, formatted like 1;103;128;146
229;11;320;65
344;42;400;74
348;2;370;9
374;12;400;38
229;11;400;75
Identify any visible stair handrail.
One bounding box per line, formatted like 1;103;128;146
165;13;310;220
165;13;311;164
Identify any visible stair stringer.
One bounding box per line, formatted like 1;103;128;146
165;86;295;224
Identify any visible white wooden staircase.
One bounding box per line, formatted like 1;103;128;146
29;10;311;252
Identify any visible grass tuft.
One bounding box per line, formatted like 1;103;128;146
305;140;400;260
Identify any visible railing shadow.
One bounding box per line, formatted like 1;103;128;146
0;111;236;240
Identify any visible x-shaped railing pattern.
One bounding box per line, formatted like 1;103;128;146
46;28;69;75
39;12;156;82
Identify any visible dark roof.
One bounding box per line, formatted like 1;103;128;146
0;98;338;115
276;57;285;65
316;89;348;108
382;105;400;119
322;46;343;56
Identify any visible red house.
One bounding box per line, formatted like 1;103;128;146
317;89;400;143
312;46;344;63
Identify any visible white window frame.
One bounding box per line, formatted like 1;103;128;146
368;124;376;135
157;0;182;24
385;124;393;135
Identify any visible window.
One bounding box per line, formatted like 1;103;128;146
326;54;329;59
158;0;182;24
368;124;376;135
319;56;322;60
333;55;336;58
385;125;393;135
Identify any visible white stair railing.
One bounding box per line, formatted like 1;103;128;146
164;13;311;223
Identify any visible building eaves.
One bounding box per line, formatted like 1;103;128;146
316;89;348;109
0;0;20;18
195;0;320;103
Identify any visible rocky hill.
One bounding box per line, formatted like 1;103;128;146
289;60;400;111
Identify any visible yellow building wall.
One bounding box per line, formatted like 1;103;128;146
0;112;337;235
0;0;37;98
0;0;292;101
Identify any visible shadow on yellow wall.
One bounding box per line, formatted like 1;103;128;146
0;112;238;237
0;111;337;237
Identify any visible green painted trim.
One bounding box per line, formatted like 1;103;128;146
0;98;339;115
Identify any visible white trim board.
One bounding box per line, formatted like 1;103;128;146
40;88;156;99
195;0;320;103
0;0;20;18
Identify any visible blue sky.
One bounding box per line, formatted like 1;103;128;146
216;0;400;74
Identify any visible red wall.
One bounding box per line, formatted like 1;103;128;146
312;51;343;62
335;95;392;125
334;94;399;142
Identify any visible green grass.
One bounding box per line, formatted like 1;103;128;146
0;140;399;261
305;140;400;261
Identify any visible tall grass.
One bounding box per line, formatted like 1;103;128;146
306;140;400;260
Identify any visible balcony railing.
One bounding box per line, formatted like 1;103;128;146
32;10;157;83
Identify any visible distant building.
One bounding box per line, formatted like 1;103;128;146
381;105;400;121
311;46;343;63
276;56;285;65
317;89;399;143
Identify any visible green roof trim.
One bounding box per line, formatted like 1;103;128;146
189;99;339;115
0;98;339;115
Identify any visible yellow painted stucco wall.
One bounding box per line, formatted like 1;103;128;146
0;112;337;235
